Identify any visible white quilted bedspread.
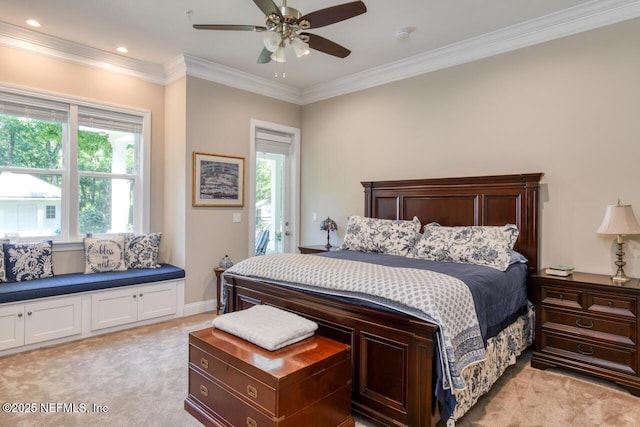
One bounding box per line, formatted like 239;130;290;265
225;253;485;391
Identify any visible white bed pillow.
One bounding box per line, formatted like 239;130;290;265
408;224;519;271
340;215;421;256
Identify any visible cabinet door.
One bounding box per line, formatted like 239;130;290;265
0;304;25;350
24;296;82;345
137;282;177;321
91;287;138;330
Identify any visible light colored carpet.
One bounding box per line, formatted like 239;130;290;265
0;312;638;427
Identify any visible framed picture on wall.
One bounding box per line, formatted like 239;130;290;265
193;152;245;207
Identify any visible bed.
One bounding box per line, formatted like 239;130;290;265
223;173;543;427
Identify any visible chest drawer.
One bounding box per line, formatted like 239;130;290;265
190;343;276;414
540;307;636;346
539;330;637;375
587;292;636;318
540;285;583;309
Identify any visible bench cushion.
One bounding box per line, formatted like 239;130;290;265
0;263;185;304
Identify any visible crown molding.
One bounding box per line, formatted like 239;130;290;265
178;54;302;104
301;0;640;104
1;0;639;105
0;21;165;85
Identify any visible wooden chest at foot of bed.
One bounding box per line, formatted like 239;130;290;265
185;327;354;427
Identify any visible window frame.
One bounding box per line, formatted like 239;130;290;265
0;83;151;249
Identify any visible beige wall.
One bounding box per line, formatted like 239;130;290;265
300;18;640;278
182;76;301;304
0;45;166;274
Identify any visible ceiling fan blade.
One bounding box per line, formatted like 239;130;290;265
193;24;267;31
257;47;272;64
302;33;351;58
298;1;366;29
253;0;281;17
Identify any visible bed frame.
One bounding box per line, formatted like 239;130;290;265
225;173;543;427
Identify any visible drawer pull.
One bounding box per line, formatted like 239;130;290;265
247;384;258;399
577;344;595;356
199;385;209;397
559;294;564;301
200;357;209;370
608;301;614;308
575;318;594;329
247;416;258;427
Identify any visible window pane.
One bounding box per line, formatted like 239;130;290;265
78;107;140;174
0;113;65;169
0;172;62;238
79;177;133;234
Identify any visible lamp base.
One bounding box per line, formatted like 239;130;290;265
612;272;631;284
611;239;631;284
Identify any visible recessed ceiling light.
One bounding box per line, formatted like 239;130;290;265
116;46;128;53
26;19;41;28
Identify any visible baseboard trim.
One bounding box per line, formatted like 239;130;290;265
183;299;217;317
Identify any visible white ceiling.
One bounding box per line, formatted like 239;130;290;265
1;0;640;103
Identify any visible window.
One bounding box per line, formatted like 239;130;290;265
0;86;150;242
45;205;56;219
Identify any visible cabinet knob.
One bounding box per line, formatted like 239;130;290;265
17;312;23;318
608;301;614;307
139;293;143;297
199;384;208;397
247;417;258;427
558;294;564;301
27;311;32;316
133;295;137;298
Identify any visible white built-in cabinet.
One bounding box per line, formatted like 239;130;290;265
0;279;183;356
91;281;177;330
0;296;82;351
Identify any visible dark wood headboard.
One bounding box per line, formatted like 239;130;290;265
362;173;543;274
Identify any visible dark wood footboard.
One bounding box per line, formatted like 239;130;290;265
226;275;440;427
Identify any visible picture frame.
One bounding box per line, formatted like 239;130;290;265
193;152;245;207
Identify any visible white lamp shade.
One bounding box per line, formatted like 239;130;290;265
597;204;640;235
270;46;286;63
263;32;281;53
290;37;310;58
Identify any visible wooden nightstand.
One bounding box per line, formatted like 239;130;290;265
530;270;640;396
298;245;338;254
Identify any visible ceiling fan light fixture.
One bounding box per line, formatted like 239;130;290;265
291;37;310;58
263;32;281;52
271;45;287;63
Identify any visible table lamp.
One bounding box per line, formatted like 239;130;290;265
596;201;640;283
320;217;337;250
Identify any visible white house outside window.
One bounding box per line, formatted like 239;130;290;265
0;86;150;242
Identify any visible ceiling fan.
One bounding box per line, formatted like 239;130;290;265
193;0;367;64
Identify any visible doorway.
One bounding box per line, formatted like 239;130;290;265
249;119;300;256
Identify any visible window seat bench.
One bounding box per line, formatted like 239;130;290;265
0;264;186;356
0;263;185;304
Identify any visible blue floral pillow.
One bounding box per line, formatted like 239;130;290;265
0;242;6;283
4;241;54;282
84;236;127;274
408;224;519;271
124;233;162;269
340;215;422;256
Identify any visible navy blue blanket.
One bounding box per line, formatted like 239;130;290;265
316;250;528;421
318;250;528;344
0;263;185;304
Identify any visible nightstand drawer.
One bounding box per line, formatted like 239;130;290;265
587;292;636;318
540;307;636;346
540;286;583;309
540;330;637;375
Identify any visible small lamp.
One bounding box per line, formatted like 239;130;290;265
320;217;337;250
597;200;640;283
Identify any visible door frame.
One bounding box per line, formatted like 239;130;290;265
248;119;300;257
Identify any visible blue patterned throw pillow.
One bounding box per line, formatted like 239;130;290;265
124;233;162;269
409;224;519;271
0;242;6;283
4;241;54;282
84;236;127;274
340;215;422;256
